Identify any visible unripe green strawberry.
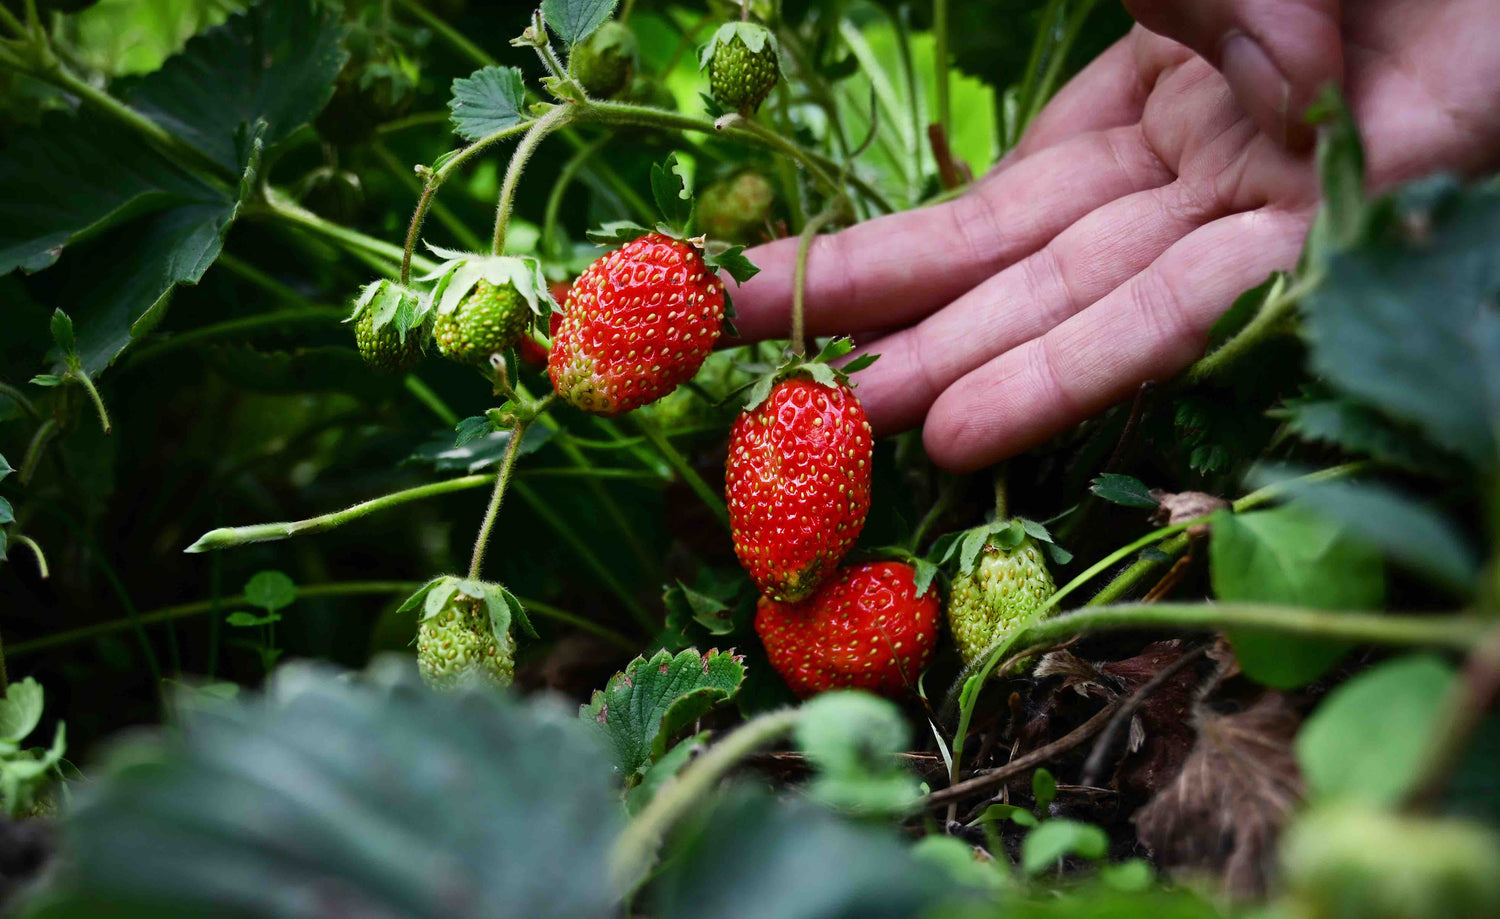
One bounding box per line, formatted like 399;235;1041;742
355;309;423;373
572;21;637;99
698;171;775;244
703;24;780;114
435;279;529;364
947;534;1055;666
416;593;515;690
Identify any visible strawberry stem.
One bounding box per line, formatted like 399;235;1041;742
467;419;530;580
790;208;839;356
992;465;1008;521
493;106;574;256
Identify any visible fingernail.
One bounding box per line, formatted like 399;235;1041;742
1220;32;1294;148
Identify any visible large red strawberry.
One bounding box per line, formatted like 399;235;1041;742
548;155;759;414
548;233;724;414
756;560;940;698
727;370;873;602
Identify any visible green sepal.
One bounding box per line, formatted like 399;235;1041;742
703;244;759;284
740;336;880;412
350;278;426;343
396;575;451;616
586;221;653;245
420;247;557;322
697;22;780;70
930;516;1071;577
650;154;694;231
541;75;586;103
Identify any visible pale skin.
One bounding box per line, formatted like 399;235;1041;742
729;0;1500;472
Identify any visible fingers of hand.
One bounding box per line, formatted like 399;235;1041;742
921;206;1312;471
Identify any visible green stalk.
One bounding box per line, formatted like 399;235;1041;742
933;0;951;138
467;421;529;579
790;208;840;357
578;100;895;214
0;381;40;421
610;709;800;890
253;188;441;276
1019;0;1101;132
373;143;485;252
632;415;729;530
1187;273;1317;384
185;474;497;553
493;107;572;255
1015;0;1065;131
71;368;111;435
10;535;48;578
403;376;459;426
124;308;348;367
391;0;494;68
541;136;607;255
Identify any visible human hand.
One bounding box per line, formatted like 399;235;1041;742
730;0;1500;472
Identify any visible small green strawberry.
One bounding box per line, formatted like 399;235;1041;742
947;532;1055;666
355;307;423;373
700;22;781;114
416;593;515;690
698;170;775;244
403;575;536;691
571;20;637;99
434;279;530;364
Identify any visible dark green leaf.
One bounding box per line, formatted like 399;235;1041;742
120;0;347;171
407;424;555;473
624;731;708;816
454;415;496;447
1090;473;1158;509
448;66;528;141
0;497;12;527
652;787;946;919
1210;507;1384;688
1247;466;1480;595
580;647;745;780
912;558;939;597
1296;654;1455;806
42;662;622;916
1021;819;1109;875
244;570;297;613
969;802;1039;829
1276;395;1460;473
1304;177;1500;468
541;0;618;46
742;373;776;412
49;309;76;354
663;581;736;635
0;453;11;483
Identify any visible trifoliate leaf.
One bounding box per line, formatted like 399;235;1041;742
449;66;528;141
580;647;746;781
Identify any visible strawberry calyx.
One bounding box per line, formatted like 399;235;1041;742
925;517;1073;594
696;22;780;72
348;278;426;343
419;244;558;333
399;574;538;643
738;336;880;412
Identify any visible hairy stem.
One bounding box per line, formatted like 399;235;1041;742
467;421;529;579
1019;0;1101;131
791;209;839;356
71;368;111;435
611;709;801;890
11;535;48;578
185;473;498;552
493;107;572;255
1187;273;1317;384
933;0;951;138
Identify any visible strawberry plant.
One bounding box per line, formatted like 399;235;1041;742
2;1;1499;917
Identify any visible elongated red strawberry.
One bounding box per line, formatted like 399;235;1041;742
727;374;873;602
756;561;939;698
548;233;725;414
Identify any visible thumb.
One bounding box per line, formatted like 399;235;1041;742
1123;0;1343;149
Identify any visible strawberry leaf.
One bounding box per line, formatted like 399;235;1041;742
449;66;528;141
580;647;746;782
1090;473;1158;508
454;415;495;447
840;353;880;375
540;0;618;46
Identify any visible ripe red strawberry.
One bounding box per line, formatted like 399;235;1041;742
756;561;940;698
548;233;725;414
727;375;873;602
